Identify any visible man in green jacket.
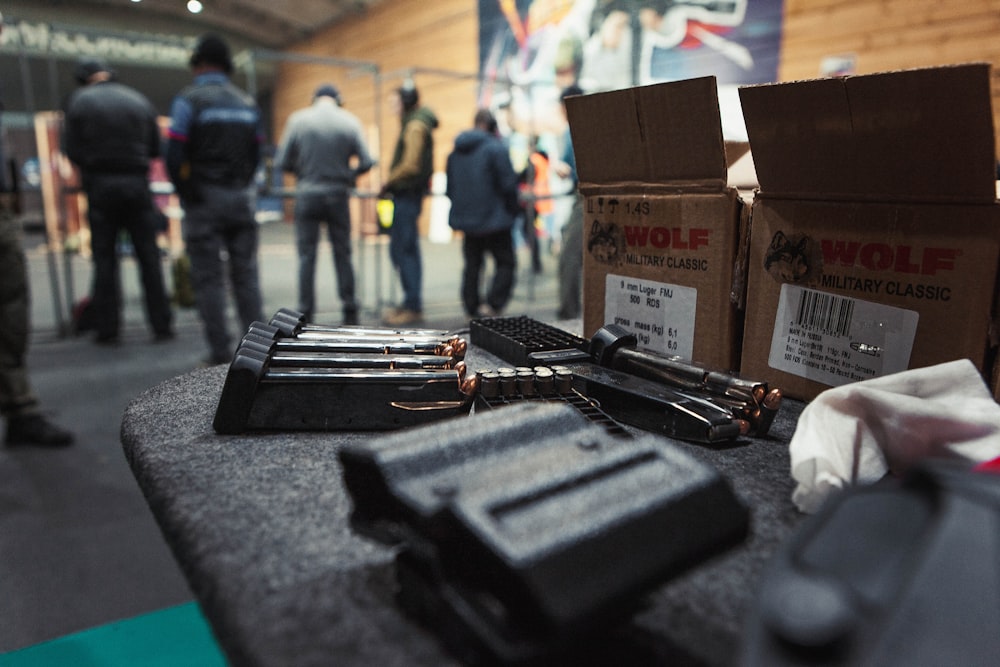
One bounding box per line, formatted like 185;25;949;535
380;83;438;326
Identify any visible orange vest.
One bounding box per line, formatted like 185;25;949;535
529;152;553;215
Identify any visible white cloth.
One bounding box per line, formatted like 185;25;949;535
789;359;1000;513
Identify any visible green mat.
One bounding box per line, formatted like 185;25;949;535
0;602;227;667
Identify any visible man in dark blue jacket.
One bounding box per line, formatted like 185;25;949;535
166;33;264;364
445;109;520;318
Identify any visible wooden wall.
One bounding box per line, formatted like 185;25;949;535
271;0;1000;198
781;0;1000;143
270;0;479;196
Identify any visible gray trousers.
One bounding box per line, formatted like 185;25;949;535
294;190;357;319
181;184;264;363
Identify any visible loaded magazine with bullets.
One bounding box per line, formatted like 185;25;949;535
212;308;477;434
213;309;782;444
470;315;782;443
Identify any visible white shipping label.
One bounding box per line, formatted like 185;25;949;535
604;274;697;359
768;284;919;387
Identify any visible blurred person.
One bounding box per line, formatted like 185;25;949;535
275;84;374;325
166;33;265;365
445;109;520;318
379;83;438;326
579;8;633;91
528;138;554;264
555;84;585;320
0;195;74;448
64;58;174;345
0;11;73;446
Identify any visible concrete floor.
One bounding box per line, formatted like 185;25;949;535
0;218;563;653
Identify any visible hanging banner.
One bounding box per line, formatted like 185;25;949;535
0;19;192;67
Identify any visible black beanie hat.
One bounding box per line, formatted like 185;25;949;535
74;58;113;85
397;84;419;111
190;33;233;74
313;84;341;103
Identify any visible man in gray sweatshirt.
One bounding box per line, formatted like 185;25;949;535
275;84;374;324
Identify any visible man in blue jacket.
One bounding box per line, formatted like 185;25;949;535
166;33;265;364
445;109;520;318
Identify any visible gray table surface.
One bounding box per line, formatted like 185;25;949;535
121;344;806;667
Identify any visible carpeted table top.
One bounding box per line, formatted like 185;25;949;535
121;343;806;667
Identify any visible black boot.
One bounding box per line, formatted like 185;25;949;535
5;414;74;447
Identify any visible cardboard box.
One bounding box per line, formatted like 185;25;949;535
738;63;1000;401
565;77;746;371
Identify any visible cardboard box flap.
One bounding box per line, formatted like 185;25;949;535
740;64;997;203
566;77;727;192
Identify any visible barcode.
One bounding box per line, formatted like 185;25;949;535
795;289;854;337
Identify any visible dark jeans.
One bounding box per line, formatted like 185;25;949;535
388;191;423;312
461;229;516;317
522;207;542;273
83;172;172;339
294;191;357;319
182;184;263;363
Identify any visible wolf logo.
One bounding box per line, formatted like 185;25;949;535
587;220;624;266
764;231;821;284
